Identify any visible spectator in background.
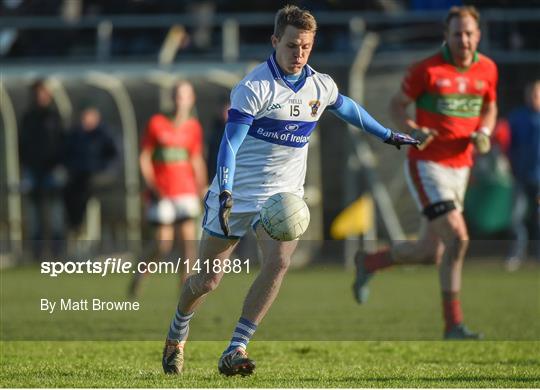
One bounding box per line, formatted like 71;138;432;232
62;106;118;236
19;79;65;259
129;80;208;298
505;80;540;270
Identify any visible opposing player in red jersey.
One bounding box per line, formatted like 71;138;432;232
129;81;208;297
353;6;498;339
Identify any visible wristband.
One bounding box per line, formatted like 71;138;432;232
478;126;491;136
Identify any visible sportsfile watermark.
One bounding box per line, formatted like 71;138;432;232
40;257;251;277
1;240;539;341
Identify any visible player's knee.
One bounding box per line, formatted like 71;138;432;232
399;237;439;264
265;255;291;274
443;233;469;263
454;236;469;253
417;252;438;265
447;222;469;244
275;255;291;272
157;240;174;254
198;274;223;294
417;241;440;264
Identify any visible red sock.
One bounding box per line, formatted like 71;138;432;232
364;249;394;272
442;292;463;332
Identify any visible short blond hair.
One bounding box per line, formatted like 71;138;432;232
445;5;480;30
273;5;317;39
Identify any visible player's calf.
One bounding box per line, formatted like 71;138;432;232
392;239;442;265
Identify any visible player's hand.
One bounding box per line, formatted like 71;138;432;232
384;131;420;150
410;127;438;150
218;191;233;236
471;131;491;154
148;187;161;203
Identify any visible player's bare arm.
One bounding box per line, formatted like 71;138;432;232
389;90;438;150
139;147;159;196
480;100;498;131
471;100;498;154
190;153;208;198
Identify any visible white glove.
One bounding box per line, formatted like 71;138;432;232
471;127;491;154
411;127;437;150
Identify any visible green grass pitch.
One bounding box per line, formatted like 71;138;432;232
1;261;539;387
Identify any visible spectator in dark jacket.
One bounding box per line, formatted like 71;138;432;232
19;79;65;258
506;80;540;270
63;106;118;233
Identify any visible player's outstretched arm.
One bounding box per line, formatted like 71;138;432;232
389;91;437;150
216;120;250;236
329;94;419;149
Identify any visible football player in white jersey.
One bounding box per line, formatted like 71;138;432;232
162;5;419;376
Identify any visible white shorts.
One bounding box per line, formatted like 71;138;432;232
201;193;260;239
404;159;470;213
147;195;201;224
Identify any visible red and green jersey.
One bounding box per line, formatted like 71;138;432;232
141;114;203;197
403;46;498;167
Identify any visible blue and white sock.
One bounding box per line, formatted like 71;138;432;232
223;317;257;355
167;308;194;342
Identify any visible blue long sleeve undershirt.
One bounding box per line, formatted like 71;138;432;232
329;94;391;141
216;121;250;193
216;94;391;193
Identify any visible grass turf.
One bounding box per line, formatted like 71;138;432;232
1;341;539;387
1;261;539;387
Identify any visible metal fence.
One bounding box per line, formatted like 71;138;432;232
1;8;539;63
1;8;540;263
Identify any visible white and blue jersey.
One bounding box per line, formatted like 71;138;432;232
208;53;342;212
207;52;392;215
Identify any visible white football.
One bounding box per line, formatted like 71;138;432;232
259;192;310;241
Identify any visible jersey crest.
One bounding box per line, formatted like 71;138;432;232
309;99;321;117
